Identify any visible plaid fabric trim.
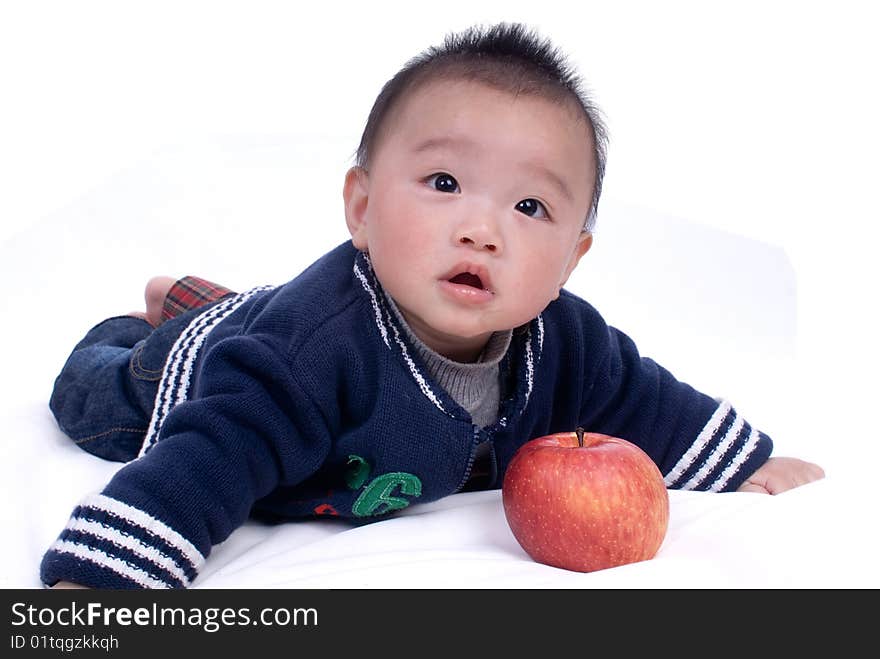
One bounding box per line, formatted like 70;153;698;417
161;276;235;321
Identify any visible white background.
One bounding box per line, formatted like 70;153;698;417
1;1;878;481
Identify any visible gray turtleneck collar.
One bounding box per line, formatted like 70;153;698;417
385;296;512;428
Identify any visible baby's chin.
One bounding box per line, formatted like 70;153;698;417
415;318;495;344
426;308;541;337
400;312;490;347
395;295;543;340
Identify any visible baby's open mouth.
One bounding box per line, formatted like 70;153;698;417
442;263;494;297
448;272;485;289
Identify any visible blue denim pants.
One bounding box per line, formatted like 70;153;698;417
49;304;220;462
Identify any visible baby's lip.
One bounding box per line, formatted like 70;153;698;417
441;263;494;293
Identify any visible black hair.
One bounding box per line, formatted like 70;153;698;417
355;22;608;231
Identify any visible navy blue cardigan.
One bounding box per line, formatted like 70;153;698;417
41;242;772;588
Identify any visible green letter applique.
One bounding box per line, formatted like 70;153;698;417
352;472;422;517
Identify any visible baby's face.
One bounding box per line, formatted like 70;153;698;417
345;79;595;361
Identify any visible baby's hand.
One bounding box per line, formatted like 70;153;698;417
52;581;90;589
737;456;825;494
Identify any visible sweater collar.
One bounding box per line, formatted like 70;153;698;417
352;249;544;426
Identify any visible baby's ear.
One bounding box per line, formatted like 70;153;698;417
559;231;593;288
343;167;370;250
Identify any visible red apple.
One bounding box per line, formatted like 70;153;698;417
502;427;669;573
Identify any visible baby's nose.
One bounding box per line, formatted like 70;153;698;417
458;235;498;252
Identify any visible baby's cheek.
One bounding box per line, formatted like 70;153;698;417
511;267;560;302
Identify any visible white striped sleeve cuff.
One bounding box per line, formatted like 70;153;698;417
663;400;772;492
40;493;204;589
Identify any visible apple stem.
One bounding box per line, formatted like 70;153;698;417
576;426;584;447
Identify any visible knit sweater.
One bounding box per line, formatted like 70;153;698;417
40;241;773;589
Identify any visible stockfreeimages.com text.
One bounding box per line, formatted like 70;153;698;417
11;601;317;633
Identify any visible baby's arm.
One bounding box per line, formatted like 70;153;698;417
735;456;825;494
41;333;327;589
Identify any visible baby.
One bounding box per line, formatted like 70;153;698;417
44;23;823;589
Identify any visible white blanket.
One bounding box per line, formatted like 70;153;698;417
2;136;877;589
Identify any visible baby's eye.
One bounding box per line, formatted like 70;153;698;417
516;198;549;219
426;173;460;194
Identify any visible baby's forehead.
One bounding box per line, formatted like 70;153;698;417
404;74;586;119
389;77;593;149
